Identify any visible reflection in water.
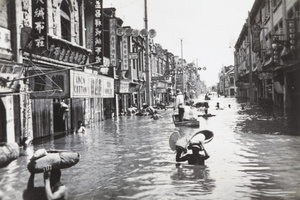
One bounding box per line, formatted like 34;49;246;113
1;97;300;199
171;164;215;197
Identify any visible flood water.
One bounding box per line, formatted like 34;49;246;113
1;96;300;200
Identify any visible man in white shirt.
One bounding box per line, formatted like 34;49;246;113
174;89;185;121
183;102;197;121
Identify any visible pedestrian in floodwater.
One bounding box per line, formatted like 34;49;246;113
74;121;86;134
24;168;68;200
176;142;210;165
216;102;220;109
174;89;185;121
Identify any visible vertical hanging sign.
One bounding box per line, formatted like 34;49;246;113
122;35;129;70
251;22;261;53
32;0;47;49
94;0;103;65
109;18;117;67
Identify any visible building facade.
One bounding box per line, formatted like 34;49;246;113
0;0;196;145
235;0;300;124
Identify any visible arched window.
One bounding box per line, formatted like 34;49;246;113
60;0;71;41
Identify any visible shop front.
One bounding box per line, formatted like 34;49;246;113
29;69;114;139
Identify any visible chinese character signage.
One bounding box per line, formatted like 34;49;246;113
94;0;103;65
70;71;114;98
251;22;261;53
122;35;129;70
32;0;47;49
110;18;117;67
119;81;129;93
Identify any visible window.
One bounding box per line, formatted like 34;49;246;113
60;0;71;41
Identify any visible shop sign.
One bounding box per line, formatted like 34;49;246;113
29;70;70;99
94;0;103;64
70;71;90;98
30;69;114;99
122;35;129;70
48;36;89;65
251;22;261;53
91;77;101;97
129;52;138;60
0;27;11;50
119;81;129;93
157;82;167;88
0;64;22;94
32;0;47;49
101;75;114;98
109;18;117;66
157;88;167;93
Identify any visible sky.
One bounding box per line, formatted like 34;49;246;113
103;0;255;86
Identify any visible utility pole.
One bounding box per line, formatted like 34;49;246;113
180;39;183;92
144;0;151;106
247;11;253;103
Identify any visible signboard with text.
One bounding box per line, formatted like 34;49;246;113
119;81;130;93
32;0;47;49
109;18;117;66
122;35;129;70
70;70;114;98
93;0;103;64
30;70;114;99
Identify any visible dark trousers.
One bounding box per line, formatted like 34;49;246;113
178;107;184;121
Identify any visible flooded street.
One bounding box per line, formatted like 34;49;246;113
1;96;300;200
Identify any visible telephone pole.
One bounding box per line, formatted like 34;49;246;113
144;0;151;106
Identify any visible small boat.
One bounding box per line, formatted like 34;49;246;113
172;114;200;127
198;114;216;118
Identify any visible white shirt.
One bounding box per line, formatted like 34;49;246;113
183;106;197;120
175;93;184;109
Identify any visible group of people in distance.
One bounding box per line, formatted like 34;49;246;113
173;89;198;121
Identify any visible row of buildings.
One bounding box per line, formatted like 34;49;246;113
0;0;205;145
220;0;299;126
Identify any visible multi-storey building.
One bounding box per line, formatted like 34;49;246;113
0;0;118;144
0;0;189;145
235;0;299;123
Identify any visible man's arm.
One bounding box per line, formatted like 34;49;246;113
201;143;210;160
44;172;67;200
27;173;35;189
176;149;189;162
